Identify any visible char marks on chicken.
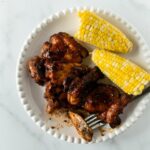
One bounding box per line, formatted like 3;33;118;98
45;60;84;85
67;67;104;105
40;32;89;63
27;32;132;131
84;84;120;113
27;56;46;85
63;65;90;92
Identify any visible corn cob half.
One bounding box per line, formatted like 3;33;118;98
75;10;133;53
92;49;150;95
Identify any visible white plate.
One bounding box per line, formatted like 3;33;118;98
16;7;150;144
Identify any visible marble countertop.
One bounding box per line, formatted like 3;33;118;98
1;0;150;149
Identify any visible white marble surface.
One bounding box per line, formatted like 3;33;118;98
1;0;150;149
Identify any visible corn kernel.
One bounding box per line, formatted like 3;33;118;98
75;10;133;53
92;49;150;95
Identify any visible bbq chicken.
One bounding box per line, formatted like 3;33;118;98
40;32;88;63
67;67;104;105
27;56;46;85
84;84;131;127
27;32;132;141
44;60;88;85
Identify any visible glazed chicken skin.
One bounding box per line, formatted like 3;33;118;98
27;56;46;85
84;84;131;127
44;64;91;112
40;41;65;62
98;93;131;128
63;65;90;92
84;84;120;113
40;32;89;63
67;67;104;105
44;59;87;85
45;81;67;113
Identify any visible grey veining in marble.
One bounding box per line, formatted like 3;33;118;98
0;0;150;149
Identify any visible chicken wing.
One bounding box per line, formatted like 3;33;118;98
84;84;120;113
27;56;46;85
44;63;91;112
63;65;90;92
40;32;89;63
45;81;68;113
45;59;84;85
67;67;104;105
84;84;131;128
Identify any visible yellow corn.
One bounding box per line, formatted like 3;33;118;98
75;10;133;53
92;49;150;95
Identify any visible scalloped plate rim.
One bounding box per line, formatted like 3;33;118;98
16;6;150;144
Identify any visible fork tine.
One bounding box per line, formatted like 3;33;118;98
88;119;102;127
91;123;105;130
86;116;97;124
84;113;106;130
85;114;96;121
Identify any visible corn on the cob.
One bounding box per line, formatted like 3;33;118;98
92;49;150;95
75;10;133;53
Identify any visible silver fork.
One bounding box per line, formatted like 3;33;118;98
84;114;105;130
84;86;150;130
